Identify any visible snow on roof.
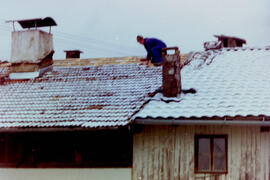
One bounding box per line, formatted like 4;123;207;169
0;64;161;128
135;47;270;120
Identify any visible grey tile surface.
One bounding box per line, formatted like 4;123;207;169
135;47;270;119
0;64;162;128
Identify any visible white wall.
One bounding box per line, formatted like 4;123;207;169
0;168;131;180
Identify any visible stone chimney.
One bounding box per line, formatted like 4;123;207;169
6;17;57;79
162;47;181;97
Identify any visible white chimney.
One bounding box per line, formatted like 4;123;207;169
6;17;57;79
10;30;53;63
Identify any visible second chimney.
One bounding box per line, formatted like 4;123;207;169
64;50;83;59
162;47;181;97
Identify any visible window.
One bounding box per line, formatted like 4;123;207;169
0;129;132;168
195;135;227;173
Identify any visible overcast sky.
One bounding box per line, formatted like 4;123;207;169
0;0;269;60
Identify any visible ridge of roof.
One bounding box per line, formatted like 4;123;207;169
53;56;142;66
53;54;188;67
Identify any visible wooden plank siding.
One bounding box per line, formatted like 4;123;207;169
133;125;270;180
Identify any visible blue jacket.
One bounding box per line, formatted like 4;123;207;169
144;38;167;61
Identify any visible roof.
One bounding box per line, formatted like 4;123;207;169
53;56;142;66
0;63;161;128
135;47;270;120
6;17;57;29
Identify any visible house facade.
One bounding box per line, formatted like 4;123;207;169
133;125;270;179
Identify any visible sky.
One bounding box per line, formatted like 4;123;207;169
0;0;269;60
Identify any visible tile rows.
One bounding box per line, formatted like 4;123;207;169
0;64;162;128
135;48;270;119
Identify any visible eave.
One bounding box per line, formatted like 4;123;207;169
134;116;270;126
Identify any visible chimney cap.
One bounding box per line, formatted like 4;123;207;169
64;50;83;53
6;17;57;29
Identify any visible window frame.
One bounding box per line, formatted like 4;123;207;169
194;134;228;174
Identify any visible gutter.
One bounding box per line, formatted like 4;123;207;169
0;127;121;133
134;118;270;126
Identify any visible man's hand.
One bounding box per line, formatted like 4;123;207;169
140;58;148;61
139;59;150;66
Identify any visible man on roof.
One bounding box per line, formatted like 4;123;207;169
137;35;167;66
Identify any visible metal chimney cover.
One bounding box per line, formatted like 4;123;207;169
6;17;57;29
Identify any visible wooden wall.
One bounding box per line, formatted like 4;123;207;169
133;125;270;180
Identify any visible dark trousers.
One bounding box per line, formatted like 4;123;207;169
151;46;165;63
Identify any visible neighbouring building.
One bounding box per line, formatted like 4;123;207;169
204;34;246;50
214;34;246;48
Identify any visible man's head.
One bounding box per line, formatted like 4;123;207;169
137;35;144;45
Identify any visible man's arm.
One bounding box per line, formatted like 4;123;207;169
140;53;151;62
146;51;152;61
141;47;152;61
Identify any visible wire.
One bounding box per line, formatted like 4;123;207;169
54;30;139;51
0;24;11;31
0;18;143;57
1;18;141;55
54;35;134;56
54;39;128;56
53;30;140;55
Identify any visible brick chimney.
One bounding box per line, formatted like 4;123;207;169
64;50;83;59
6;17;57;79
162;47;181;97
